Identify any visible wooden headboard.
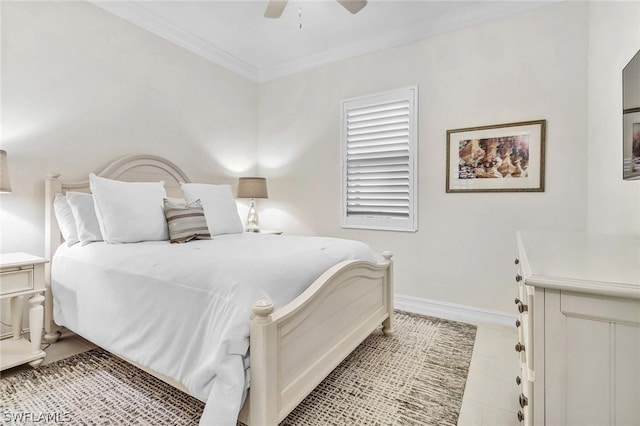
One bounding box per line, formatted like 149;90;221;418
45;154;190;258
43;155;190;341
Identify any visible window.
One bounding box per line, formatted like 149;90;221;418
341;86;418;232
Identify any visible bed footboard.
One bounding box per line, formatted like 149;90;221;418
240;252;394;426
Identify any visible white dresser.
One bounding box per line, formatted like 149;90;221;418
515;231;640;426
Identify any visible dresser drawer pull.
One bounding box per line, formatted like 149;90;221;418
515;319;521;328
519;393;529;408
514;297;521;305
516;376;521;385
517;410;524;422
518;302;528;313
515;274;522;282
515;342;525;353
514;258;520;265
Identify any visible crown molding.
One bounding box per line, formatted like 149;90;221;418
90;1;557;84
89;1;260;82
258;1;556;82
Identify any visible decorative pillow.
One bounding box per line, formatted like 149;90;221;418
66;191;103;246
181;183;243;235
164;198;212;243
89;173;168;244
164;197;186;205
53;194;80;246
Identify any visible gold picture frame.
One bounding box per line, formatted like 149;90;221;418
446;119;546;193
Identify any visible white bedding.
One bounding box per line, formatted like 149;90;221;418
51;233;380;425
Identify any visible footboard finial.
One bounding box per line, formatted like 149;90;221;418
382;251;393;261
252;300;274;324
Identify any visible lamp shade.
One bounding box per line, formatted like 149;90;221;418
237;177;268;199
0;150;11;193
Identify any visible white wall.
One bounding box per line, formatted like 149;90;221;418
0;1;258;257
586;1;640;235
257;1;590;314
1;1;635;319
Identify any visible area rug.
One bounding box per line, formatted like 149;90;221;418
0;311;476;425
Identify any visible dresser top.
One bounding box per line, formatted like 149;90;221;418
517;231;640;299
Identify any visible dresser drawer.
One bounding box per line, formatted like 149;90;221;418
0;269;34;295
561;291;640;325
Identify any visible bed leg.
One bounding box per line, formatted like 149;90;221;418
383;315;395;336
382;251;395;336
43;283;61;343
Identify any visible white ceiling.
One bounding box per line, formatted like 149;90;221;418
91;0;556;82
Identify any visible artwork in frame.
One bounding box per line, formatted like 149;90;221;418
622;48;639;180
446;119;546;193
623;110;640;180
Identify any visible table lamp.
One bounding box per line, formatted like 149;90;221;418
237;177;268;232
0;150;12;193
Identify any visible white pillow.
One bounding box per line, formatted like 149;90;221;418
66;191;103;246
53;194;80;247
90;173;168;244
181;183;243;235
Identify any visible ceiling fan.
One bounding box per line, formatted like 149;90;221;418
264;0;368;18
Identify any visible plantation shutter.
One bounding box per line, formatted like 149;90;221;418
341;87;418;232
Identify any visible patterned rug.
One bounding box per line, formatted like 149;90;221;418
0;311;476;425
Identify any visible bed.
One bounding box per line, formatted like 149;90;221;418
43;155;394;426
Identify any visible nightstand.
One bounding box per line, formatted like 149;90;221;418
0;253;48;370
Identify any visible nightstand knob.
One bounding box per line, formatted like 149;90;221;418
515;274;523;282
515;342;525;353
519;393;529;408
514;258;520;265
518;302;528;313
516;375;521;385
517;410;524;422
515;319;521;328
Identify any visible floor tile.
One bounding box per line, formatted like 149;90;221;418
457;398;484;425
472;325;518;361
42;335;94;365
458;323;520;425
481;405;520;426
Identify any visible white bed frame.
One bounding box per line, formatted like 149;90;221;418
44;155;394;425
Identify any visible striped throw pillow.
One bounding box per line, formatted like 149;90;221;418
163;198;212;243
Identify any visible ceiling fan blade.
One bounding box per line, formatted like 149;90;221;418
264;0;288;18
337;0;368;14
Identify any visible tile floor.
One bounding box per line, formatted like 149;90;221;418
2;323;519;426
457;323;521;426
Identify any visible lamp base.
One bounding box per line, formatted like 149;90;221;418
245;199;260;232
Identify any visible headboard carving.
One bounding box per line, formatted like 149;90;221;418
45;154;191;254
99;155;189;185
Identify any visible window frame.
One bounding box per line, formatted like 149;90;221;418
340;86;418;232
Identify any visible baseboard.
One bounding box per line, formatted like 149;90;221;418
395;294;516;327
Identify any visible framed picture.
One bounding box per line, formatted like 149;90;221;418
622;49;640;180
446;119;546;193
623;110;640;179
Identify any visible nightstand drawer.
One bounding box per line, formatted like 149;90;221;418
0;269;34;295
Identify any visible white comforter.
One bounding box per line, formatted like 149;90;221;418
51;233;380;425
